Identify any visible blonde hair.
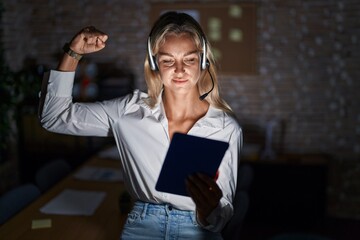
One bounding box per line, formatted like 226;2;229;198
144;12;232;113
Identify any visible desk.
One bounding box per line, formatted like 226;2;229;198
0;157;128;240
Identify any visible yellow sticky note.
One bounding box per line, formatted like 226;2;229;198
31;219;52;229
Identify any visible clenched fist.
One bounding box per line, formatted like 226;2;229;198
69;26;108;55
58;26;108;71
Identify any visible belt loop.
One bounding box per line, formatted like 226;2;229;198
190;211;197;225
164;204;173;216
141;202;148;219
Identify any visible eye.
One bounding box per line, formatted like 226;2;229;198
184;58;195;65
159;58;175;67
183;55;199;65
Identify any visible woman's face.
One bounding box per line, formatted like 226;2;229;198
157;33;201;96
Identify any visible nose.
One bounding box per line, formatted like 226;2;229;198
174;61;185;74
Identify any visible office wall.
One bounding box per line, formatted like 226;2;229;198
2;0;360;218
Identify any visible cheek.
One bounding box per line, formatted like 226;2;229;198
191;67;201;80
159;66;201;82
158;69;171;83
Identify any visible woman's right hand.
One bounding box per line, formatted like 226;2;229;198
58;26;108;71
69;26;108;54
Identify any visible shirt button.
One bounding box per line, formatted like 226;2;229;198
168;206;173;211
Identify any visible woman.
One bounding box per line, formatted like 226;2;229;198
39;11;242;239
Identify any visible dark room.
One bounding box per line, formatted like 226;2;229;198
1;0;359;239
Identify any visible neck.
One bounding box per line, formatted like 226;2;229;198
162;91;208;120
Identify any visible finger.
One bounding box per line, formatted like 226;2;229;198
186;177;219;218
187;175;220;207
82;26;99;34
186;176;207;200
196;173;221;196
194;173;223;201
186;178;209;210
196;174;221;194
72;26;108;53
82;33;105;44
82;26;108;40
188;174;209;195
97;34;108;43
95;36;107;48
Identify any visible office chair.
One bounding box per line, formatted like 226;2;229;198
0;183;41;225
35;159;71;193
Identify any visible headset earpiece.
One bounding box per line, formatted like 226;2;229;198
199;36;213;100
200;37;208;70
147;37;158;71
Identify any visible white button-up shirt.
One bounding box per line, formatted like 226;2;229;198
39;70;242;232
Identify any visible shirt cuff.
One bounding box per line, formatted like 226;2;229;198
196;203;222;232
46;70;75;97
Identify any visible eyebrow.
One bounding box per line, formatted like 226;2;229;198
157;50;199;57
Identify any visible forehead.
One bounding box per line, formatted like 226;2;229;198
158;33;198;54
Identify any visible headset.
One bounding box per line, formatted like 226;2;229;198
147;36;208;71
147;36;213;100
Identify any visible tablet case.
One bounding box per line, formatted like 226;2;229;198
155;133;229;196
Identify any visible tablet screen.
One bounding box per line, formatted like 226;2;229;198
155;133;229;196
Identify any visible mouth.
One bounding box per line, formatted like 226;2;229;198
173;79;188;84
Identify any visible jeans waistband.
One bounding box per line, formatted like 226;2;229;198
133;201;196;219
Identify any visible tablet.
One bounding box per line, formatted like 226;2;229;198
155;133;229;196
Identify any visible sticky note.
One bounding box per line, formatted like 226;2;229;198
31;219;52;229
229;29;243;42
208;17;222;42
208;17;221;29
212;48;222;61
209;31;222;41
229;5;242;18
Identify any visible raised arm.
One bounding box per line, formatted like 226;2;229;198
39;27;112;137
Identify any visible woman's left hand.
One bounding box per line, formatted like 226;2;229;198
186;173;222;225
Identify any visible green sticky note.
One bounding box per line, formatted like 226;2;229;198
209;31;221;41
208;17;221;30
229;5;242;18
229;29;243;42
32;219;52;229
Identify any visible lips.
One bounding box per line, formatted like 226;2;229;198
173;79;187;83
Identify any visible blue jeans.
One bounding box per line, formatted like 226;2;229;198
120;201;223;240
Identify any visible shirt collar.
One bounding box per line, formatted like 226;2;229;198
138;90;225;130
